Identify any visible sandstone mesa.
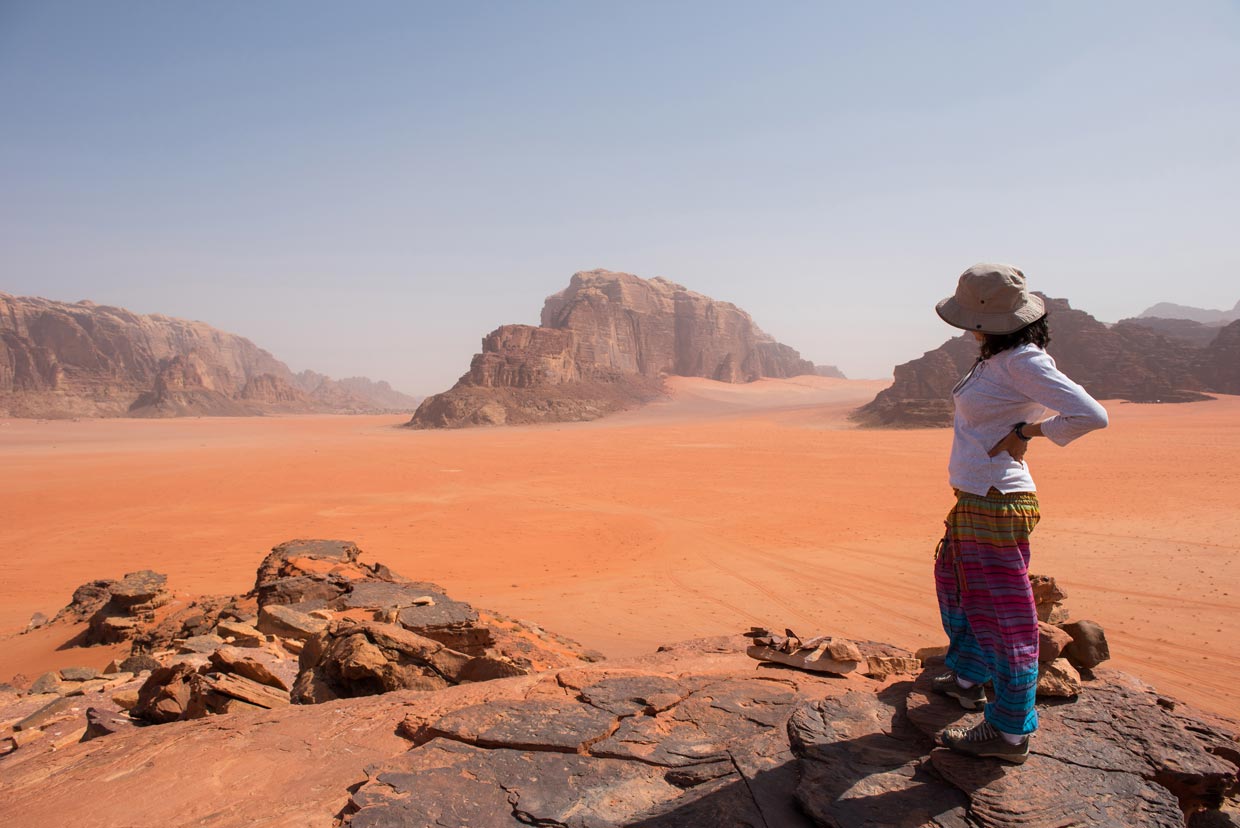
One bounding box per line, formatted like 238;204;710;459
0;292;418;418
409;269;817;428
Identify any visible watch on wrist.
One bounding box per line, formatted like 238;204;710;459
1014;422;1032;441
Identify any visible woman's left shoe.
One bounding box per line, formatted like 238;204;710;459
939;720;1030;765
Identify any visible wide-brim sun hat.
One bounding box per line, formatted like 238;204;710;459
935;263;1046;334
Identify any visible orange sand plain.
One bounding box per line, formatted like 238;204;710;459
1;377;1237;718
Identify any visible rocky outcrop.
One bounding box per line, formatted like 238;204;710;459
3;538;595;741
409;270;816;428
0;292;418;417
1;618;1236;826
856;296;1223;428
1121;317;1230;348
1197;320;1240;394
814;364;847;379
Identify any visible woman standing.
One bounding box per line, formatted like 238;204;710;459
931;263;1108;764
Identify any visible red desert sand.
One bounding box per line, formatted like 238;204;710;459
1;376;1237;718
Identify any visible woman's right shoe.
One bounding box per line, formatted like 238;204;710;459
931;669;987;710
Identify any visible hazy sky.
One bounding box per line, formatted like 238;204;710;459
3;2;1238;394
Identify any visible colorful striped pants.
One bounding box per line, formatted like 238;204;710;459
934;489;1041;735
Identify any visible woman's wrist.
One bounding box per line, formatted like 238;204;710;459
1014;421;1044;440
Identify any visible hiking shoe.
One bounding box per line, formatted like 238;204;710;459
940;720;1030;765
930;669;987;710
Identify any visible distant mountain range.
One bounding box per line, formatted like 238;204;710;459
855;295;1240;427
0;292;419;418
1138;299;1240;325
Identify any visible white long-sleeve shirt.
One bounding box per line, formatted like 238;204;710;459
949;343;1108;495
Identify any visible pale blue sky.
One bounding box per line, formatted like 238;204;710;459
3;1;1238;394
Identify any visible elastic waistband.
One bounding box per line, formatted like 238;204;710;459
954;488;1039;504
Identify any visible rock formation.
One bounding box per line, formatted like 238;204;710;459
1139;299;1240;326
1120;317;1230;348
409;269;816;428
814;364;847;379
0;538;596;752
3;626;1235;827
0;292;418;417
856;296;1231;428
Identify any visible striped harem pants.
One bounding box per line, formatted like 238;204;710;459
934;488;1041;735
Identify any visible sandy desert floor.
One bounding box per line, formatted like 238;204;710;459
1;377;1237;718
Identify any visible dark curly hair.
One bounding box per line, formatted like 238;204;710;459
980;315;1051;360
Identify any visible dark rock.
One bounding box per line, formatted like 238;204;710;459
788;691;971;827
931;748;1184;827
906;662;1240;820
29;672;63;695
109;570;169;610
132;663;201;724
576;675;686;716
590;678;800;768
292;622;479;703
257;575;348;609
349;739;681;828
177;634;225;654
1060;619;1111;669
336;580;450;612
414;698;616;752
119;653;161;674
53;579;119;622
82;707;139;741
15;696;86;731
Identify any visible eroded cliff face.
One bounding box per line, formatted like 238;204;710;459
0;293;418;418
855;296;1222;428
410;270;815;428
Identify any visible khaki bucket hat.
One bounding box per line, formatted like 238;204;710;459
935;263;1046;334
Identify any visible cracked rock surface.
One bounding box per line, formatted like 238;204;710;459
1;637;1235;828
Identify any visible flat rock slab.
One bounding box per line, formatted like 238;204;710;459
417;698;616;752
900;663;1239;824
349;738;686;828
590;678;802;768
336;580;449;611
396;597;479;631
269;539;360;563
576;675;687;716
931;748;1184;827
788;691;971;828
